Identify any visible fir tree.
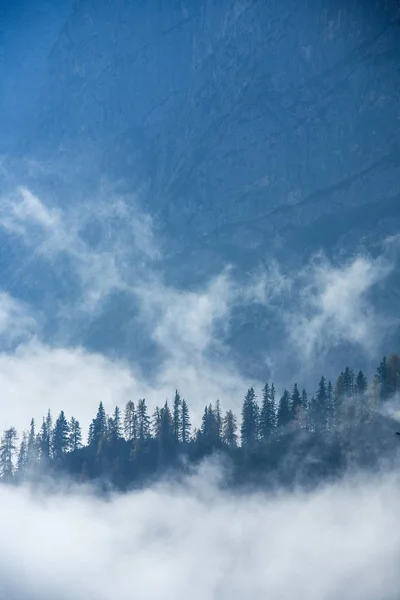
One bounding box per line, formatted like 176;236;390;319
68;417;82;452
108;406;123;443
26;418;38;466
314;376;328;432
259;383;276;440
173;390;182;444
124;401;137;442
180;399;191;444
222;410;238;448
215;399;222;443
240;387;260;448
137;398;151;443
0;427;18;481
277;390;291;429
53;411;70;459
17;431;28;475
290;383;302;423
93;401;107;440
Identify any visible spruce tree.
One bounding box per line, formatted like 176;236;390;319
68;417;82;452
277;390;291;429
240;387;260;448
180;399;191;444
0;428;18;481
53;411;70;459
108;406;123;443
290;384;302;423
17;431;28;475
314;376;328;432
137;398;151;443
259;383;276;440
124;401;137;441
173;390;182;444
222;410;238;447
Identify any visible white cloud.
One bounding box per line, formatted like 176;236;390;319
283;254;395;361
0;467;399;599
0;292;38;344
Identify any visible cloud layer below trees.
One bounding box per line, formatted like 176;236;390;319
1;465;400;599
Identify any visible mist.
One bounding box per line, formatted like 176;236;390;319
0;465;399;600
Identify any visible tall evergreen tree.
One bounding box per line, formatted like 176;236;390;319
17;431;28;475
326;380;335;431
152;406;162;440
108;406;123;443
26;418;38;466
137;399;151;443
159;401;174;457
259;383;276;440
222;410;238;448
290;384;302;423
180;399;191;444
52;411;70;459
277;390;291;429
215;399;222;443
38;410;53;461
93;401;107;441
240;387;260;448
0;428;18;481
68;417;82;452
124;400;137;441
173;390;182;444
314;376;328;432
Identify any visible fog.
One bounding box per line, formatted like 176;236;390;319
0;465;399;599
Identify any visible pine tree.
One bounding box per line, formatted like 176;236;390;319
38;410;52;461
259;383;276;440
108;406;123;443
290;383;302;423
26;418;38;466
215;399;222;443
52;411;70;459
159;401;174;456
124;401;137;441
222;410;238;448
314;376;328;432
152;406;162;440
180;399;191;444
68;417;82;452
93;401;107;440
326;380;335;431
277;390;291;429
173;390;182;444
137;398;150;443
17;431;28;475
241;387;260;448
0;428;18;481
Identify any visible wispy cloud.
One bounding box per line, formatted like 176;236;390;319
286;253;395;360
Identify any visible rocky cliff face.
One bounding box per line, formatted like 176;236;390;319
8;0;400;378
23;0;400;253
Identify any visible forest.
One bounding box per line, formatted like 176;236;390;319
1;354;400;492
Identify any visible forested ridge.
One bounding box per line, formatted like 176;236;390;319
2;354;400;491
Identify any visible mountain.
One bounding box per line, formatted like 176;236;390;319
4;0;400;381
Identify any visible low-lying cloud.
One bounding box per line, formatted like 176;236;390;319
0;466;400;599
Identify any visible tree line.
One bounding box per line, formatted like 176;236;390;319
1;353;399;488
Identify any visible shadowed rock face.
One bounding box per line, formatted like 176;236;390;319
4;0;400;378
22;0;400;259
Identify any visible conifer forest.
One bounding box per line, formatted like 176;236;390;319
3;354;400;492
